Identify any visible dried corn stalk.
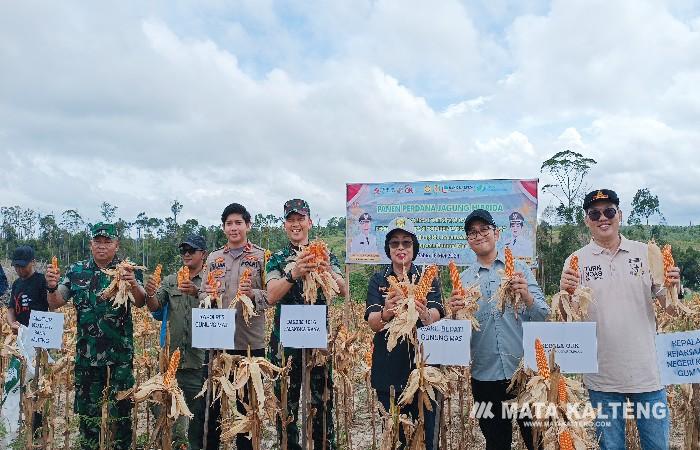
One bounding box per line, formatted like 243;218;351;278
383;265;438;352
121;348;193;420
496;247;522;318
284;240;340;304
230;268;257;325
100;258;147;308
448;261;481;329
199;272;221;308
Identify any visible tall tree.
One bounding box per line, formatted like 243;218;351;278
541;150;597;224
171;199;183;224
628;188;662;226
99;202;118;222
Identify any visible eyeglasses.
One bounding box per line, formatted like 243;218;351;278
180;247;198;255
467;226;494;240
359;220;370;224
388;239;413;249
586;207;618;221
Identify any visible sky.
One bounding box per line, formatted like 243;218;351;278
1;0;699;227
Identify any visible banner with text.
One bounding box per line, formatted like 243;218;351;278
417;319;472;366
346;179;538;265
656;330;700;385
522;322;598;374
191;309;236;349
280;305;328;349
29;311;64;349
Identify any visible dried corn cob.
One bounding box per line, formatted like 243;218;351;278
163;348;181;387
535;338;550;379
177;266;190;288
504;246;515;278
414;265;438;305
51;256;59;272
662;244;675;286
566;255;579;294
448;261;463;295
238;268;251;290
364;345;373;367
558;378;568;404
558;430;574;450
152;264;163;286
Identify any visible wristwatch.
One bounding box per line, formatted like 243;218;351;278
285;271;296;284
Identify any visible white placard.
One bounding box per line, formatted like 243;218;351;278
522;322;598;374
417;319;471;366
28;311;65;349
656;330;700;385
280;305;327;349
191;309;236;349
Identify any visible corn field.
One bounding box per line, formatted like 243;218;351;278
1;285;699;449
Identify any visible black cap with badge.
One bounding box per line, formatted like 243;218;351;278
284;199;311;218
464;209;497;232
12;245;35;267
583;189;620;210
179;235;207;251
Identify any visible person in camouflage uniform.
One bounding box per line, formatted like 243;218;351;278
46;223;146;450
145;234;208;450
266;199;347;450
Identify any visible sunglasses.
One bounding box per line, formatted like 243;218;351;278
467;226;494;240
179;247;199;255
388;239;413;249
586;207;618;221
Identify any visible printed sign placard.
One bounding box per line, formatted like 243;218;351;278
417;319;471;366
346;179;538;266
191;309;236;349
656;330;700;385
280;305;327;349
522;322;598;374
28;311;65;349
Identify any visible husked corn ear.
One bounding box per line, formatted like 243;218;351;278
164;348;181;387
558;430;574;450
535;338;550;379
415;265;439;305
504;247;514;278
51;256;59;272
152;264;163;286
238;268;251;289
364;345;373;367
177;266;190;287
448;261;463;295
662;245;675;285
558;378;568;404
567;255;579;294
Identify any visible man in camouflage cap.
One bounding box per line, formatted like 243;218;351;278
46;222;146;450
266;199;347;450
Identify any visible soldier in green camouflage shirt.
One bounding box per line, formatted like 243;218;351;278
46;223;146;450
266;199;347;450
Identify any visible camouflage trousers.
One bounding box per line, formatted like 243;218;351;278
270;346;336;450
74;362;134;450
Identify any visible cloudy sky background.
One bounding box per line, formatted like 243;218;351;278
1;0;699;227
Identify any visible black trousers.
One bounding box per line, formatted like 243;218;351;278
206;348;266;450
471;378;540;450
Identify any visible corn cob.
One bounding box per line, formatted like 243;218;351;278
504;247;514;278
152;264;163;286
558;378;568;404
177;266;190;288
364;344;373;367
448;261;463;295
662;244;675;286
415;265;439;305
566;255;579;294
207;273;219;301
51;256;59;272
163;348;181;387
558;430;574;450
238;268;251;291
535;338;550;379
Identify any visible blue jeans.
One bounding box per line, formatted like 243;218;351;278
587;389;669;450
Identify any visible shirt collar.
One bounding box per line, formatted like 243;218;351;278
223;241;251;254
88;255;119;270
382;263;419;279
589;234;629;255
474;250;504;271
